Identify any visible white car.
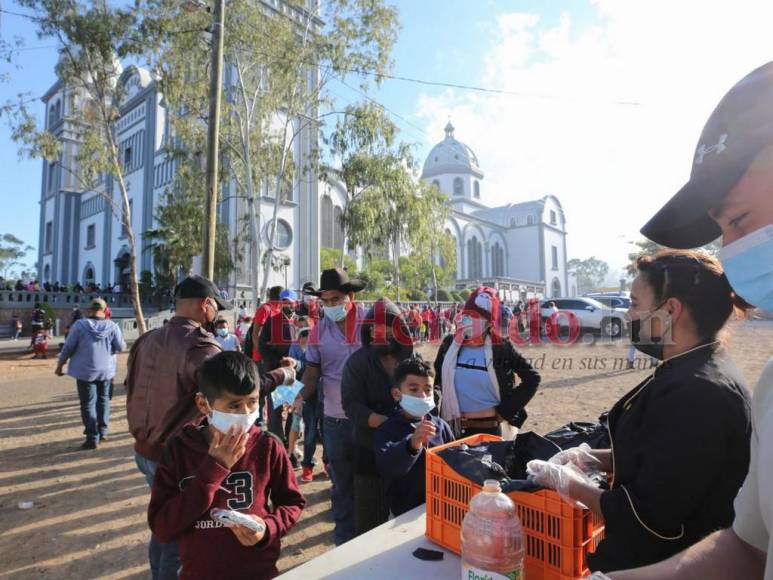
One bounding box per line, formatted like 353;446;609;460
540;297;626;338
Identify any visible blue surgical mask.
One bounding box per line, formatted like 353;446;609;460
323;303;348;322
719;225;773;312
399;394;436;418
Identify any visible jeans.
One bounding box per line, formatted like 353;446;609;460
267;397;290;446
301;400;322;468
323;416;355;545
135;453;180;580
76;380;111;443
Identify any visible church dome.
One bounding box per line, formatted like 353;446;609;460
422;122;483;179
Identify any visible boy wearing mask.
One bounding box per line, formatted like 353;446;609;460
214;319;241;352
373;355;454;517
148;352;305;580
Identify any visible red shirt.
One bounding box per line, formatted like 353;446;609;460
149;418;305;579
252;302;281;362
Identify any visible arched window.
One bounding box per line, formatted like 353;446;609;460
491;242;504;277
83;263;96;286
453;177;463;196
467;235;482;279
527;215;535;225
321;195;333;247
473;181;480;198
333;206;344;250
552;278;562;298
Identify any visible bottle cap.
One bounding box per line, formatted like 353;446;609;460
483;479;501;493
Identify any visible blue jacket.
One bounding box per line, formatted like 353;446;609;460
59;318;126;381
373;411;454;516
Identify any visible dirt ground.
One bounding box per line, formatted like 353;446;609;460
0;319;770;579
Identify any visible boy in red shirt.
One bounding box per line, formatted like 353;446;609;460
148;351;305;579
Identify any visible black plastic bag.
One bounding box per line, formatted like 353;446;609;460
543;415;610;450
437;432;561;493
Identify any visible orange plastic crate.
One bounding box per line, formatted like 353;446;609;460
425;434;605;580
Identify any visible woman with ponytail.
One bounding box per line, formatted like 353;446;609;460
528;249;754;572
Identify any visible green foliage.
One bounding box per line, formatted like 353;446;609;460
321;246;356;272
459;289;471;300
451;291;464;302
568;256;610;293
0;233;34;278
409;289;428;302
625;238;722;278
431;288;451;302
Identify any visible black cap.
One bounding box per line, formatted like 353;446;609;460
174;275;231;311
641;61;773;248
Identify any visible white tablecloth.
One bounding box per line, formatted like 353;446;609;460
277;506;460;579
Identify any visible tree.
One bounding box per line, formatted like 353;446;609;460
145;183;239;289
568;257;609;293
327;102;397;266
344;146;420;302
0;234;34;278
4;0;151;333
320;246;356;272
412;180;455;303
152;0;399;302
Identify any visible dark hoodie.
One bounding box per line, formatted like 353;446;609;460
148;417;306;580
341;298;413;474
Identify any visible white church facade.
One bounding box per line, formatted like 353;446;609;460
423;122;576;301
37;62;348;299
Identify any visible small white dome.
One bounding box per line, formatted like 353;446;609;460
421;121;483;179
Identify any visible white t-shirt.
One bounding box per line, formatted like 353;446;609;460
215;333;240;352
733;356;773;576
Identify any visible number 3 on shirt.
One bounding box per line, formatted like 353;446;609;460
225;472;253;510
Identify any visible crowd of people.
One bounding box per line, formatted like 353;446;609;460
44;62;773;580
0;278;126;295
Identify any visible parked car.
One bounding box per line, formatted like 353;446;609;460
540;297;626;338
586;295;631;310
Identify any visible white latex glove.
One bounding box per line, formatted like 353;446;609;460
526;459;596;507
588;573;613;580
549;443;602;474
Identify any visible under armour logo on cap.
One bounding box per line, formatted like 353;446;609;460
695;133;728;164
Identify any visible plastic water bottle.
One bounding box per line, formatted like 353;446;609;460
461;479;525;580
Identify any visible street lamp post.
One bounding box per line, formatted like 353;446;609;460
201;0;225;280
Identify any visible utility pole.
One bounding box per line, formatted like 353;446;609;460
202;0;225;280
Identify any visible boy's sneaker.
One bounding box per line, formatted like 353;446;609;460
81;440;98;450
301;466;313;482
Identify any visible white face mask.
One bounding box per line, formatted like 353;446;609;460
208;407;261;434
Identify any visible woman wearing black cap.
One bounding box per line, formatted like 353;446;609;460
528;250;753;572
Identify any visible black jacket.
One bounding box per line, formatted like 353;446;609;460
341;299;413;473
433;334;540;427
258;312;293;372
589;346;751;572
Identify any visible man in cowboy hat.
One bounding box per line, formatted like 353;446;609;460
294;268;366;545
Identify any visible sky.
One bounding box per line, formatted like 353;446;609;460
3;0;773;280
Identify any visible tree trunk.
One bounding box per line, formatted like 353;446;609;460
260;138;289;299
430;237;439;306
393;235;400;303
339;219;348;268
108;140;147;335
